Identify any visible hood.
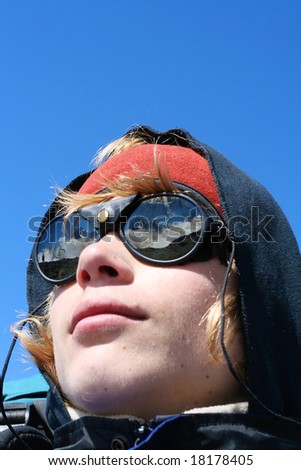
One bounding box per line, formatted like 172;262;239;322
199;140;301;420
26;126;301;424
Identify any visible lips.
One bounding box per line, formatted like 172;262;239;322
70;297;147;334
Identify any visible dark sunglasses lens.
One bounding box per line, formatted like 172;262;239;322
36;214;100;282
123;195;205;262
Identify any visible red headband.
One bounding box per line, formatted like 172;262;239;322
79;144;222;216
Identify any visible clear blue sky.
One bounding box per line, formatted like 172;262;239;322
1;0;300;382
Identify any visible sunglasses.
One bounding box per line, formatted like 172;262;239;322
34;192;228;285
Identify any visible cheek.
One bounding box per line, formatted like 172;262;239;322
49;302;63;360
166;273;221;322
49;286;76;343
155;275;219;353
153;265;228;355
48;288;78;386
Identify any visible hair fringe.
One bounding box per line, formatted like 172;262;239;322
206;292;246;378
13;292;59;385
56;153;179;219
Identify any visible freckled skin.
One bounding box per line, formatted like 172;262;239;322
50;234;244;420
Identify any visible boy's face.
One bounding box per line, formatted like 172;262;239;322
50;231;243;420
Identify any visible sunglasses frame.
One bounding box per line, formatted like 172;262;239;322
33;190;228;285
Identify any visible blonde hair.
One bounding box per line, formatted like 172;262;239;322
15;128;245;387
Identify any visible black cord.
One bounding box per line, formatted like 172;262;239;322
219;240;301;428
0;327;31;448
0;300;48;449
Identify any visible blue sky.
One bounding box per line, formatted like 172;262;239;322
1;0;300;382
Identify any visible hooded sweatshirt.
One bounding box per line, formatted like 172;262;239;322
1;126;301;449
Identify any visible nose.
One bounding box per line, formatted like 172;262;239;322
76;234;134;287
